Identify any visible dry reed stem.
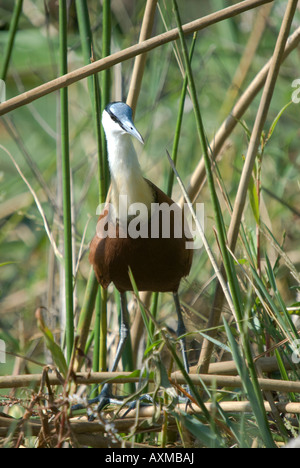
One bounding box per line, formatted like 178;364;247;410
0;0;273;117
117;401;300;418
126;0;158;115
1;370;300;393
203;356;294;375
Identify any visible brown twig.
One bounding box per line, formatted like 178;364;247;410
2;370;300;393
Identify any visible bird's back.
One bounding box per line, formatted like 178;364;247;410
89;179;193;293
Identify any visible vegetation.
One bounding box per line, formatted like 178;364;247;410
0;0;300;448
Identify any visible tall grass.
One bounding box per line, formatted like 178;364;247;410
0;0;300;448
0;0;23;81
59;0;74;364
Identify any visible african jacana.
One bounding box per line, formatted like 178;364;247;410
89;102;193;409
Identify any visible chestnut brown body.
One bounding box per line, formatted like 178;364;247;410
89;180;193;294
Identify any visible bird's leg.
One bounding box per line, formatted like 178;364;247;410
123;293;190;414
71;292;131;414
173;292;193;404
89;291;130;410
112;292;131;372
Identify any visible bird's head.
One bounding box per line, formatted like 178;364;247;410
102;102;144;144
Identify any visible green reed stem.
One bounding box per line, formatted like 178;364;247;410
0;0;23;81
76;268;98;367
93;0;111;378
75;0;93;84
74;1;107;381
166;32;197;198
59;0;74;363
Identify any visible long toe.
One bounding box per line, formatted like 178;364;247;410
87;385;115;419
87;394;112;420
71;386;156;419
70;384;113;416
121;393;154;418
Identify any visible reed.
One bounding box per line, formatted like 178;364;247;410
59;0;74;363
0;0;23;81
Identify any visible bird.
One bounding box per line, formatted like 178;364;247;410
88;101;193;409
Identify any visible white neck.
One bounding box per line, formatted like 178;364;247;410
106;131;154;219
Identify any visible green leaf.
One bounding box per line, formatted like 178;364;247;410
248;175;260;224
144;338;164;355
198;332;231;354
234;258;249;265
35;308;68;377
287;303;300;315
178;412;223;448
264;254;277;291
267;101;292;142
